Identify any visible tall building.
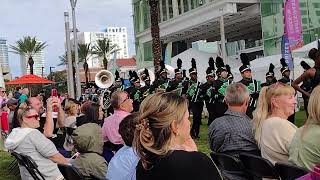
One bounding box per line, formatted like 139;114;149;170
77;27;129;68
20;41;45;76
132;0;320;68
261;0;320;56
0;38;11;80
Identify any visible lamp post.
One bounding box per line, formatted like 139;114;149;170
70;0;82;99
49;66;55;79
64;12;75;98
41;67;44;77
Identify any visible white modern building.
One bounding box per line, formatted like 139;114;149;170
20;44;45;76
77;27;129;68
0;38;11;80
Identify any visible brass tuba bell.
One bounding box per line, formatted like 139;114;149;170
94;70;114;89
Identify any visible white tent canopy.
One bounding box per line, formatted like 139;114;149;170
231;55;314;82
170;48;217;82
293;40;319;58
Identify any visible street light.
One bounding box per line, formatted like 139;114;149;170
41;67;44;77
64;11;75;98
69;0;82;99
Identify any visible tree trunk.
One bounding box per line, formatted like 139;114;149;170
103;57;108;70
28;56;34;74
83;61;89;88
149;0;162;74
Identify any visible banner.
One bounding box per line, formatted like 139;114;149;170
284;0;304;51
281;35;294;70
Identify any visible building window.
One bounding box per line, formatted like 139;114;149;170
143;41;153;61
161;0;167;21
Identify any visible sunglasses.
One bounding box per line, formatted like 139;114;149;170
1;91;6;93
25;114;40;119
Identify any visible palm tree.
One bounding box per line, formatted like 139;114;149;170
149;0;162;74
78;43;92;87
10;36;47;75
58;51;78;92
92;38;119;70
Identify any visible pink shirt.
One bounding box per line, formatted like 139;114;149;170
102;110;130;144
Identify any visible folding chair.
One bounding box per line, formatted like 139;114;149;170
239;153;279;179
58;164;85;180
11;151;45;180
275;162;309;180
211;152;253;180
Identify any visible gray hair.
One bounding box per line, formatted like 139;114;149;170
110;91;126;109
225;83;249;105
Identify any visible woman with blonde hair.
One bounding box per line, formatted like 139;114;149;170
252;82;297;164
289;85;320;170
5;102;68;180
133;92;222;180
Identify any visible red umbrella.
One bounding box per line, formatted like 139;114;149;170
6;74;54;85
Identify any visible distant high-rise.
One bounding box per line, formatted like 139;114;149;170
77;27;129;68
0;38;9;68
20;41;45;76
0;38;11;80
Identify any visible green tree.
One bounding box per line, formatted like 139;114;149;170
78;43;92;87
92;38;119;70
149;0;162;74
10;36;47;75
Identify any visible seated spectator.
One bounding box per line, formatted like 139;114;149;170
289;85;320;170
13;97;65;138
5;103;68;180
76;101;103;127
107;113;140;180
63;98;80;128
209;83;259;180
134;93;220;180
102;91;133;145
72;123;108;179
7;98;19;132
62;98;80;153
253;83;297;164
18;88;29;104
13;86;22;99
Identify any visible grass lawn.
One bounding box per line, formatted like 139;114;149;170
0;111;307;179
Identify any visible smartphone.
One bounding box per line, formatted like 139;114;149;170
51;89;59;112
51;88;58;97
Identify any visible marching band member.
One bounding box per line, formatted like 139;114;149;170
166;58;188;96
110;70;125;93
125;71;142;112
202;57;216;125
238;53;261;119
207;56;229;125
140;68;152;101
187;58;204;139
278;58;292;85
261;63;277;87
226;64;234;82
150;61;169;93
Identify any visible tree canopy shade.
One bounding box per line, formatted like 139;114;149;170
92;38;119;70
10;36;47;75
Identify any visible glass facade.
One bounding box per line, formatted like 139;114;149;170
133;0;210;66
133;0;208;34
261;0;320;56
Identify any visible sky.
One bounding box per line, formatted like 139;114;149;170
0;0;135;77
